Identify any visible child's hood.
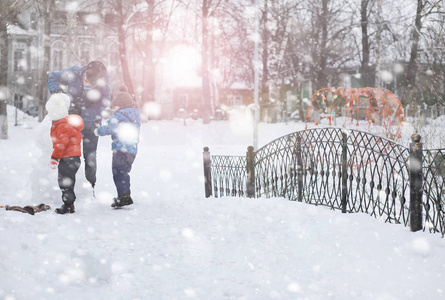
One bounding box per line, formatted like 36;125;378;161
53;115;84;131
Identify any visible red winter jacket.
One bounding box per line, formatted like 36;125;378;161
50;115;84;160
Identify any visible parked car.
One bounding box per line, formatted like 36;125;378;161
23;106;39;117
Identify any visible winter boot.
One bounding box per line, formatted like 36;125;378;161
55;203;75;214
111;195;133;208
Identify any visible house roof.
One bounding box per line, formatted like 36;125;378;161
7;24;29;36
229;82;249;90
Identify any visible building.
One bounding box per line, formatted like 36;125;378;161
4;2;258;121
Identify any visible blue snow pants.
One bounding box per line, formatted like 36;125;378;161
112;150;136;197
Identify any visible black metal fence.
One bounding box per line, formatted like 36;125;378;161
203;127;445;235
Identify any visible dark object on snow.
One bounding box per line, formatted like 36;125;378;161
23;106;39;117
55;203;75;214
4;203;51;215
111;195;133;208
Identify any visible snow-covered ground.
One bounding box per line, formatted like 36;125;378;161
0;106;444;300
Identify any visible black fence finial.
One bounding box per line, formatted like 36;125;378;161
246;146;255;198
203;147;212;198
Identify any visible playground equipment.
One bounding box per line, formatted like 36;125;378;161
305;87;404;140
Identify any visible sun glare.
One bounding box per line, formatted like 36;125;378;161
162;46;201;87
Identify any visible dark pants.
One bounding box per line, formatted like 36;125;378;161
58;157;81;205
112;150;136;197
82;128;98;187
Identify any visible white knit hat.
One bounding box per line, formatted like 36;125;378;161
46;93;71;121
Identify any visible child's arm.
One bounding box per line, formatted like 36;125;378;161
51;125;70;160
96;115;119;136
48;67;75;94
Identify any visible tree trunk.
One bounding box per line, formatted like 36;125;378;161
37;1;55;122
261;0;269;105
0;18;9;139
210;19;219;113
374;0;382;88
405;0;424;106
201;0;212;123
360;0;373;87
0;101;7;139
117;0;135;95
315;0;329;90
297;83;304;121
143;0;156;105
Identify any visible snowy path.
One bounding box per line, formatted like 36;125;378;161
0;112;444;300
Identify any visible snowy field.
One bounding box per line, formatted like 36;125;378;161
0;106;444;300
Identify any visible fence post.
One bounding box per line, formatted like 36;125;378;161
203;147;212;198
246;146;256;198
409;134;423;232
341;130;348;213
296;134;303;202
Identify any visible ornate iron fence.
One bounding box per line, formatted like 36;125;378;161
204;127;445;235
203;147;247;198
422;148;445;234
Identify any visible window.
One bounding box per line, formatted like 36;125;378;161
30;13;37;30
344;76;351;88
110;52;119;67
108;43;119;69
228;95;242;107
80;43;90;65
178;94;189;108
104;13;119;26
54;11;67;22
54;50;63;70
13;49;25;72
80;50;89;65
52;41;65;70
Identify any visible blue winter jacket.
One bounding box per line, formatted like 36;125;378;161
96;108;141;154
48;64;110;131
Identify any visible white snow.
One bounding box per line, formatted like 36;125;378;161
1;106;444;300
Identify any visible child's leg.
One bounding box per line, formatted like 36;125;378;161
82;129;99;188
58;157;81;205
112;150;136;197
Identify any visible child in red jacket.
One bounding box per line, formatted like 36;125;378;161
46;94;84;214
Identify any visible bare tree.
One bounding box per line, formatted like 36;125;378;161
142;0;156;103
100;0;176;107
403;0;444;107
0;2;12;139
403;0;424;107
180;0;223;123
32;0;57;122
360;0;373;87
200;0;225;123
136;0;176;106
420;1;445;105
0;0;30;138
301;0;354;90
266;1;303;100
374;0;382;88
283;12;311;120
114;0;136;94
260;0;270;105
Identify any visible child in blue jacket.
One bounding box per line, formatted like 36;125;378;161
95;85;141;208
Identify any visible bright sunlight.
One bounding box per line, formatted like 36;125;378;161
161;45;201;87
